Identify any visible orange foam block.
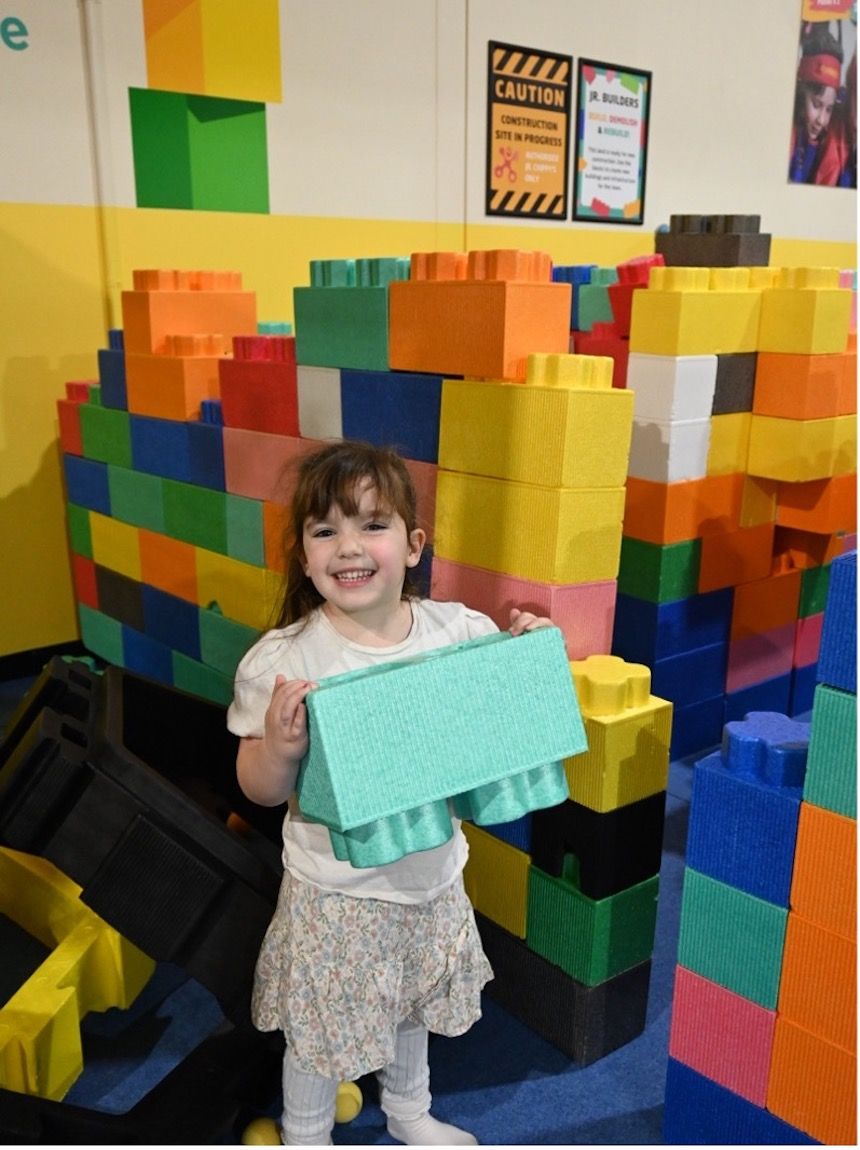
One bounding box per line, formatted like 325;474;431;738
776;473;857;535
778;911;856;1053
429;556;616;660
754;351;856;419
139;528;198;604
730;567;802;640
388;279;571;381
767;1016;856;1145
791;801;856;939
126;334;226;421
697;521;775;593
263;500;288;574
669;965;776;1106
774;525;844;570
121;269;257;355
623;473;744;545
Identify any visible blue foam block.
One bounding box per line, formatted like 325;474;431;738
98;345;127;410
552;263;597;329
723;672;792;724
663;1058;818;1145
122;624;174;684
651;641;728;708
340;369;443;463
789;662;817;717
612;588;733;665
481;813;532;851
720;711;810;788
142;584;202;661
669;695;725;760
130;415;192;483
63;454;111;515
686;746;804;906
817;550;856;693
188;421;225;490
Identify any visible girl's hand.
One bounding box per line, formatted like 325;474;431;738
509;607;553;635
264;674;315;764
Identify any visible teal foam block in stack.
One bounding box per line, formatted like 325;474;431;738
296;627;587;866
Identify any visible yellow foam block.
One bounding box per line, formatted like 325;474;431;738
629;267;761;355
438;376;633;489
747;414;857;482
740;475;779;527
0;848;154;1100
526;353;614;389
707;412;751;475
195;546;280;630
565;655;673;812
434;470;626;584
462;823;530;938
89;511;141;582
758;269;852;354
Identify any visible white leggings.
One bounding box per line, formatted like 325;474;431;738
281;1018;432;1145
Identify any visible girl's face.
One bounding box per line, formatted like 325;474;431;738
301;479;425;630
802;85;837;142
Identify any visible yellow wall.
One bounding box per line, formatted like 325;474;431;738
0;199;855;658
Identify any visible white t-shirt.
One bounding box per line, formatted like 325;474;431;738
227;599;498;903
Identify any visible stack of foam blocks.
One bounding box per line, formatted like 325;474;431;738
663;549;856;1145
611;245;855;758
57;249;673;1066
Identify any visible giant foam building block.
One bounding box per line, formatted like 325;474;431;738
219;334;299;436
89;512;142;584
706;412;751;475
340;368;443;463
754;350;856;420
293;257;409;370
803;684;856;818
791;801;856;940
63;456;111;517
526;861;659;986
607;254;665;337
747;413;856;482
711;351;757;415
757;267;852;355
697;521;774;593
438;356;633;489
677;868;787;1010
685;713;808;905
434;470;625;584
0;847;154;1101
776;473;856;535
571;323;630;389
476;913;651;1067
626;353;717;423
725;625;797;694
576;267;618;332
296;365;342;439
629;266;761;356
461;822;530;938
388;249;571;381
552;263;596;330
816;549;856;693
731;568;802;640
655;213;772;268
429;557;616;660
668;965;776;1107
296;628;584;865
564;655;672;812
97;329;127;410
611;588;733;665
662;1057;815;1145
107;465;165;534
649;642;729;711
79;403;133;470
616;536;701;605
724;674;792;726
767;1015;856;1144
626;415;712;483
126;335;226;422
121;269;257;356
777;911;855;1054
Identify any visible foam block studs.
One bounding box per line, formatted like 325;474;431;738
668;965;777;1106
571;324;629;388
565;655;672;812
655;213;772;267
219;334;299;436
629;266;761;356
757;266;852;355
662;1057;816;1146
388;249;571;381
121;268;257;356
816;548;856;693
747;412;856;482
677;867;788;1009
294;257;409;370
430;557;617;660
434;470;626;584
297;628;584;866
625;353;717;422
462;822;530;938
686;713;808;905
296;365;343;439
438;358;633;489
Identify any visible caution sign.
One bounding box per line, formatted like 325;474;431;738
486;40;572;220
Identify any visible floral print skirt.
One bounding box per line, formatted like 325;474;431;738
251;870;494;1080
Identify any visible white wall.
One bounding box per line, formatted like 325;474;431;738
2;0;856;242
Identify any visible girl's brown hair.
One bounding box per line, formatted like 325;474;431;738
273;440;421;628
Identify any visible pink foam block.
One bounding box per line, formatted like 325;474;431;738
794;612;824;668
429;556;616;658
224;429;322;503
725;622;796;693
669;965;776;1106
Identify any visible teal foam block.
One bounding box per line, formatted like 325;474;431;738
297;628;585;864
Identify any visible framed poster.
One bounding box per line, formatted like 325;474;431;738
486;40;572;220
572;58;651;224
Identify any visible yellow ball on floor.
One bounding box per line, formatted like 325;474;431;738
335;1080;363;1123
241;1116;281;1145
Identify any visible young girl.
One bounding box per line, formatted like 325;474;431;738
228;440;551;1146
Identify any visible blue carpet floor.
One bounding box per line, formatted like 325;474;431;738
1;671;696;1145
